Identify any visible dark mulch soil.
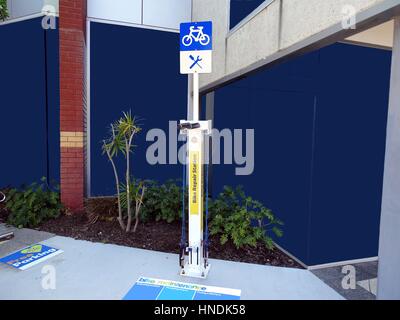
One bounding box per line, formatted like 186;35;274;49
38;213;303;269
0;201;8;224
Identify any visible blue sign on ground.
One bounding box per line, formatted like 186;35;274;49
180;21;212;51
0;244;63;270
123;277;241;300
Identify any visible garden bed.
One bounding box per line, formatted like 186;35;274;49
38;212;303;269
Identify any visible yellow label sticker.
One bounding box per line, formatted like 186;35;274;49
21;245;42;254
189;151;200;215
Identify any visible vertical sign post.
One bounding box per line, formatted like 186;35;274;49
179;21;212;278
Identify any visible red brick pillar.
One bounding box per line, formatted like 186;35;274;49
59;0;87;213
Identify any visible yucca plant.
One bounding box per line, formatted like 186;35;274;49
120;179;146;232
102;111;143;232
102;123;125;229
118;111;142;232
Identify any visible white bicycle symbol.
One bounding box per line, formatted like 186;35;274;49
182;26;210;47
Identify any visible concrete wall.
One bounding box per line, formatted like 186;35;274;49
192;0;230;85
87;0;191;31
377;17;400;300
193;0;398;90
280;0;383;49
5;0;58;20
346;20;394;48
226;0;280;74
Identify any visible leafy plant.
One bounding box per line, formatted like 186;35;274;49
209;186;283;250
102;111;143;232
121;179;183;223
142;180;183;223
0;0;9;21
6;177;62;228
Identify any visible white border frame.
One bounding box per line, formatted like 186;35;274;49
0;12;55;26
88;17;180;33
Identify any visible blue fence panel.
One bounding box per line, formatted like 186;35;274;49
90;22;187;196
213;43;390;265
0;18;59;188
308;44;391;265
45;23;60;185
213;53;318;263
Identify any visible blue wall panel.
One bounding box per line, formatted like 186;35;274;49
46;23;60;185
0;18;60;188
90;22;187;196
213;43;390;265
214;85;315;262
308;44;391;265
213;50;319;263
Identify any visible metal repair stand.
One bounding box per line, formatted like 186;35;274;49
179;72;212;279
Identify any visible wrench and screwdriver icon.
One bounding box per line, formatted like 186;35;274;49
189;55;203;69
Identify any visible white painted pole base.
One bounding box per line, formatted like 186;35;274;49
181;262;211;279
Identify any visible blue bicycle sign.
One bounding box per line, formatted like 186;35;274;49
180;21;212;51
182;26;211;47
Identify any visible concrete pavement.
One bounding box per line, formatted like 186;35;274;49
0;229;344;300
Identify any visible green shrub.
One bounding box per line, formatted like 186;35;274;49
143;180;182;223
122;181;284;250
6;178;62;228
0;0;9;21
121;179;183;223
209;186;283;250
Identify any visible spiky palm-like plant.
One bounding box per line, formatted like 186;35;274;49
102;111;143;232
102;123;125;229
118;111;142;232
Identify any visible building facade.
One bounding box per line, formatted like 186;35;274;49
1;1;400;294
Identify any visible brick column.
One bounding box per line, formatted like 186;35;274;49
59;0;87;213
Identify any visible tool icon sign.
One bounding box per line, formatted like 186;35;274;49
190;55;203;69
